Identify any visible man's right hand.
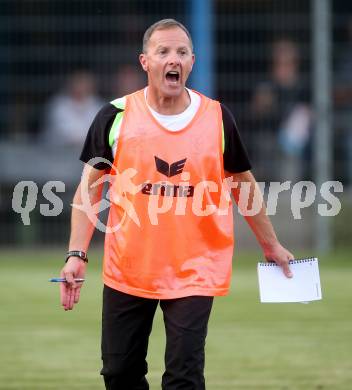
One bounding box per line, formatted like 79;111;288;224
60;257;86;311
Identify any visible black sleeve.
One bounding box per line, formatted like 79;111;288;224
221;103;252;173
80;103;120;170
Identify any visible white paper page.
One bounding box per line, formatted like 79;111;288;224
257;258;322;303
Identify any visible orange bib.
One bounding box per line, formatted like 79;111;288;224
103;89;234;299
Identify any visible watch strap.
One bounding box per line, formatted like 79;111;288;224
65;250;88;263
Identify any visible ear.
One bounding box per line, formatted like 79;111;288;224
139;53;148;72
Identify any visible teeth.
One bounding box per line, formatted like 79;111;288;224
168;71;179;75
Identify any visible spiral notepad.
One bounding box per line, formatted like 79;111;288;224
257;258;322;303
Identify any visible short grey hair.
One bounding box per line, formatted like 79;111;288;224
142;18;193;53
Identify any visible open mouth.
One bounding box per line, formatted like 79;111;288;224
165;71;180;83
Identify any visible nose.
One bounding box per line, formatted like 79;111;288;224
168;53;181;66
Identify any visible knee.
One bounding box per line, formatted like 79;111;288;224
101;353;147;378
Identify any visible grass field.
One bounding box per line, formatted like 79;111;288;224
0;249;351;389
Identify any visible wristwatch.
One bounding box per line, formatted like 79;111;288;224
65;250;88;263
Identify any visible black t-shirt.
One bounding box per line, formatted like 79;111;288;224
80;101;251;173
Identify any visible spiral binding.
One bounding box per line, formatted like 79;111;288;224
259;257;317;266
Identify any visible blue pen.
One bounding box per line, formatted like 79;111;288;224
49;278;85;283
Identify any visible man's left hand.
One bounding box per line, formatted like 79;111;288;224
263;243;294;278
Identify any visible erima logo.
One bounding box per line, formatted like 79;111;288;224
154;156;187;177
141;156;194;197
141;182;194;197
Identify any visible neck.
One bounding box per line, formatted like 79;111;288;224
146;86;190;115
